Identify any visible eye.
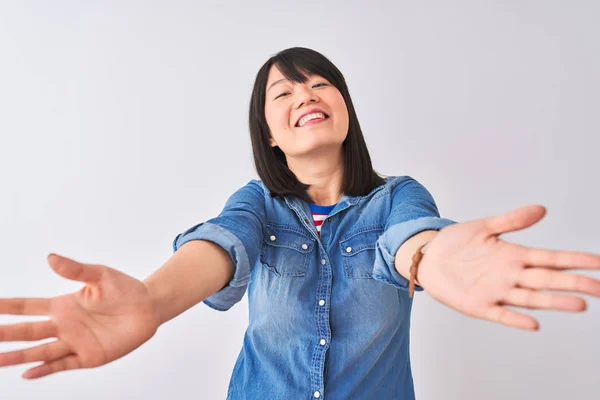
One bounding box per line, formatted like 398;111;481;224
273;83;328;100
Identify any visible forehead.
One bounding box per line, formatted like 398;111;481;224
267;65;286;81
266;64;319;86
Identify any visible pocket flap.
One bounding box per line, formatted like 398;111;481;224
263;225;315;254
339;226;384;257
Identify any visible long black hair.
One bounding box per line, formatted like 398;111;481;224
249;47;385;203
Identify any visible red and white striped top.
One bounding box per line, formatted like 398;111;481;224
309;203;336;236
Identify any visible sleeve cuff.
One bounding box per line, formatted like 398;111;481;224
372;216;458;291
173;222;251;311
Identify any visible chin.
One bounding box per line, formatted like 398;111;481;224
299;142;344;157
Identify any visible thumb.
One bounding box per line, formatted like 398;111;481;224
485;204;547;236
47;253;104;284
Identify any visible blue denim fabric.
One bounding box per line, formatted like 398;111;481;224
172;175;457;399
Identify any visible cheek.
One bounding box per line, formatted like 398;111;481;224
333;98;349;127
265;112;293;147
267;108;291;129
331;94;348;117
265;109;286;134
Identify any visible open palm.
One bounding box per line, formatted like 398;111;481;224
418;205;600;330
0;254;160;379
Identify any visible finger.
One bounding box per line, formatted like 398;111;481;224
0;320;57;341
502;288;587;312
485;204;547;236
524;248;600;271
48;253;104;284
0;298;50;316
485;305;539;331
22;354;80;379
0;340;71;367
517;268;600;297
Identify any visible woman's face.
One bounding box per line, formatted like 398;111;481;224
264;65;349;158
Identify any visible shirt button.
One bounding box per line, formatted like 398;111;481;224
319;299;325;306
302;243;308;250
327;217;332;222
314;391;321;398
321;259;326;265
320;338;327;346
270;235;276;241
346;246;352;253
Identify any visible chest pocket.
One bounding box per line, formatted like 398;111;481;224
339;225;385;279
260;224;316;277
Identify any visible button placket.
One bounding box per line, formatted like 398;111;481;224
311;252;331;399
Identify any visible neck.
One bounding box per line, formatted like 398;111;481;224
287;147;344;206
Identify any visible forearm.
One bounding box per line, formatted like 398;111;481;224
143;240;234;326
394;230;439;287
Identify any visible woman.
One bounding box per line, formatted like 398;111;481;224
1;47;599;399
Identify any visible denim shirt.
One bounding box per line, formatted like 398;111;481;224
172;175;457;399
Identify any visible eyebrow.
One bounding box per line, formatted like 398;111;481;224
267;78;288;93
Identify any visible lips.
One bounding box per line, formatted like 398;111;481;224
295;108;329;127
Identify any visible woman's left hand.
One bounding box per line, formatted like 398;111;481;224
416;204;600;330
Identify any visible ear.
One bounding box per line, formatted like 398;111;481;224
269;136;278;147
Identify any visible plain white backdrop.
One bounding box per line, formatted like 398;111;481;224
0;1;598;399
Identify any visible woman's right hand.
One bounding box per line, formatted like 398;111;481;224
0;254;161;379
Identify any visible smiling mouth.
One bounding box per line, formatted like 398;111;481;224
295;113;330;127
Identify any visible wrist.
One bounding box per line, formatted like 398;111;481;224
393;230;439;287
413;241;430;286
408;241;430;297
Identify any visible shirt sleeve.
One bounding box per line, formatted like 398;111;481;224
172;180;266;311
372;176;458;292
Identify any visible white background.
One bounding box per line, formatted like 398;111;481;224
0;1;598;399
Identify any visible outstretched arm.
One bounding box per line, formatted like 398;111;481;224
409;205;600;330
144;239;234;325
0;242;235;380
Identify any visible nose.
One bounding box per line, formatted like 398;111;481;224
294;85;319;109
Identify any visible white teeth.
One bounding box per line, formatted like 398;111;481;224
298;112;326;127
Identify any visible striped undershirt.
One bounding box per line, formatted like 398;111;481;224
309;203;337;236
